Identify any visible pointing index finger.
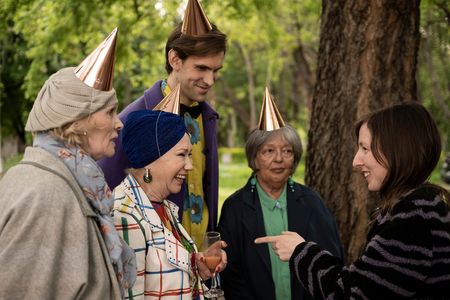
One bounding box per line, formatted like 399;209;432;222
254;236;279;244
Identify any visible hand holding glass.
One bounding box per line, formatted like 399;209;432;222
202;231;224;298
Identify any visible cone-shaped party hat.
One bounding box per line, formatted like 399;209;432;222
153;83;181;115
258;87;286;131
181;0;212;36
74;27;118;91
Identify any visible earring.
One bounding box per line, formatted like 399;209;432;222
250;176;256;193
143;168;152;183
288;177;295;192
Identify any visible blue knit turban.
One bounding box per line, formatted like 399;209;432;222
121;110;187;168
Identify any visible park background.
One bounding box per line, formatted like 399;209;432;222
1;0;449;262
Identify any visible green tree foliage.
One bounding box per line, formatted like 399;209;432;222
419;0;450;150
206;0;321;145
0;1;31;147
0;0;181;146
0;0;448;151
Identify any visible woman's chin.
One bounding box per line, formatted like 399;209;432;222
107;147;117;157
169;186;183;195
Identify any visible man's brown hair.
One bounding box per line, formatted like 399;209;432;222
165;22;227;74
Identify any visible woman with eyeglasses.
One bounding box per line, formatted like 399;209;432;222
217;88;344;300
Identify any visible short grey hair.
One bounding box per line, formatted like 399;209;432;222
245;125;303;175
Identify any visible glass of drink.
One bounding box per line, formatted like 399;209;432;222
202;231;224;298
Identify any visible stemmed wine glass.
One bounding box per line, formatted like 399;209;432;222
202;231;224;298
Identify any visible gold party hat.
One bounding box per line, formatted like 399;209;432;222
181;0;212;36
153;83;181;115
258;87;286;131
74;28;118;91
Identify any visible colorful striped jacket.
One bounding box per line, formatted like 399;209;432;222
113;175;204;299
289;185;450;299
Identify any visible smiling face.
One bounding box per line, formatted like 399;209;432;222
169;50;224;106
352;123;389;192
79;104;122;161
255;134;294;191
146;133;193;199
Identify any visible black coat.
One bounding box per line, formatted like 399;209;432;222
218;178;344;300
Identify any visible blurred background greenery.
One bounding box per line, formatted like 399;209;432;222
217;148;449;214
1;0;448;151
3;146;448;218
1;0;449;197
2;0;448;263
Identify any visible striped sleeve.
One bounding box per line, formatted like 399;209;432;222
289;190;450;299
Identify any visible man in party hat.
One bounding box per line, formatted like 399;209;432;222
99;0;227;248
0;28;136;299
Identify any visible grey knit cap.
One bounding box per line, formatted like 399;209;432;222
25;67;118;132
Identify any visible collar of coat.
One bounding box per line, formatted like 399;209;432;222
113;174;198;274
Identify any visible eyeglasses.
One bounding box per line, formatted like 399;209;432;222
259;147;294;159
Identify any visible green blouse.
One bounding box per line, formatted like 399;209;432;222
256;181;292;300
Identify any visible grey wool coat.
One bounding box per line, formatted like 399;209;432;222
0;147;122;300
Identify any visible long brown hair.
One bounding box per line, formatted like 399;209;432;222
355;103;447;212
165;23;227;74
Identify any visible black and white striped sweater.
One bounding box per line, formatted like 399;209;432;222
289;185;450;299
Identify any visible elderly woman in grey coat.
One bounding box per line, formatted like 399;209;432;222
218;88;343;300
0;29;135;299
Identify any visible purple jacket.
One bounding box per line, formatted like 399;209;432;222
98;80;219;230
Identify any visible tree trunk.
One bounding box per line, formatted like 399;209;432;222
227;111;237;148
236;41;257;131
306;0;420;262
218;80;251;129
121;74;133;107
292;39;315;113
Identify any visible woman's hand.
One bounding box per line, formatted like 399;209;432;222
254;231;305;261
195;241;228;280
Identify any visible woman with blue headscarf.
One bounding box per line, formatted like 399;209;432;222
114;110;227;299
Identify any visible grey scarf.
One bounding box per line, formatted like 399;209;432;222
34;132;136;292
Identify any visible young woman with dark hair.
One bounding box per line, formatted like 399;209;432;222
256;102;450;299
